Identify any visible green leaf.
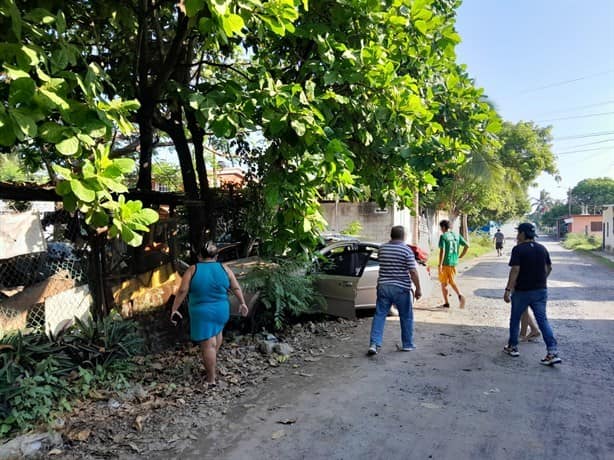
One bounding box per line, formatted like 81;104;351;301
10;108;37;138
20;45;40;66
112;158;135;174
0;114;17;146
56;180;72;196
86;211;109;227
10;1;21;40
9;78;36;105
290;119;306;136
120;224;142;247
135;208;159;224
56;11;66;34
39;88;70;110
63;193;77;212
99;177;128;193
56;136;80;155
70;179;96;202
184;0;205;17
3;65;29;80
221;14;245;36
40;122;67;143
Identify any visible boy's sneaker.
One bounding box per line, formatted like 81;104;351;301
367;344;378;356
503;345;520;357
540;353;562;366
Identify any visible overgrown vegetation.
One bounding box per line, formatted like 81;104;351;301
340;221;363;237
562;233;603;251
0;313;143;436
242;260;326;331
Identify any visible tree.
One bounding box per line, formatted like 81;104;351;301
152;161;183;192
532;189;554;214
572;178;614;213
429;119;559;232
498;121;558;185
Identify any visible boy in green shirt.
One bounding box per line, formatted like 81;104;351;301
438;219;469;308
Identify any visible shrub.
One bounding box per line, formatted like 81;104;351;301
0;313;143;437
242;259;326;330
562;233;602;251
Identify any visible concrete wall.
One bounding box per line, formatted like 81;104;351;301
320;201;405;243
319;201;452;252
603;206;614;252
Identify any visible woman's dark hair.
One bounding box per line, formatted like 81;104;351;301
439;219;450;230
199;240;219;258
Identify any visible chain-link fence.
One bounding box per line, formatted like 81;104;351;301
0;208;90;336
0;189;254;337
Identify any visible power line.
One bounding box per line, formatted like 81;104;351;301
517;69;614;95
563;138;614;149
536;111;614;123
534;100;614;117
554;130;614;141
555;146;613;155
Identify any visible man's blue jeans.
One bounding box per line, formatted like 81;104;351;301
369;284;414;349
509;288;558;353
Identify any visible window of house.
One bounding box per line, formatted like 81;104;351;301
590;221;603;232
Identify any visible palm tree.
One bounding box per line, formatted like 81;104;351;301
531;189;553;214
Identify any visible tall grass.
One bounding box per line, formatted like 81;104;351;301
562;233;602;251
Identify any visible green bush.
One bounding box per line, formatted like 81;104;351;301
562;233;602;251
0;313;143;437
242;259;326;330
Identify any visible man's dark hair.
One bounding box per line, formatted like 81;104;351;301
439;219;450;230
390;225;405;240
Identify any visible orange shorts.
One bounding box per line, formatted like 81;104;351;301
438;265;457;285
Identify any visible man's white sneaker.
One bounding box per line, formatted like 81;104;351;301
367;344;378;356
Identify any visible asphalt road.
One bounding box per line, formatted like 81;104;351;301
181;238;614;460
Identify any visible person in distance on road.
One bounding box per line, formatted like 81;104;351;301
503;223;561;365
367;225;422;355
493;228;505;256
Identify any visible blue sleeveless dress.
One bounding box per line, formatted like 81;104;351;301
188;262;230;342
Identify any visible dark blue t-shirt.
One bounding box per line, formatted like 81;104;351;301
508;242;552;291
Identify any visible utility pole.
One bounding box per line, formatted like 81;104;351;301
568;187;572;216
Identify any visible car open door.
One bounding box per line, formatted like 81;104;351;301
315;243;371;319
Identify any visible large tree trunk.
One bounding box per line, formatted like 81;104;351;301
136;100;155;191
158;105;208;251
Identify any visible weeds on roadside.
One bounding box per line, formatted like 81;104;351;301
0;312;143;437
562;233;602;251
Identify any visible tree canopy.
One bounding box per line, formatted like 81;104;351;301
2;0;542;255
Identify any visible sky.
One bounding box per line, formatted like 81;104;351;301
455;0;614;202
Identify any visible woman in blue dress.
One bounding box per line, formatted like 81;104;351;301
170;241;248;385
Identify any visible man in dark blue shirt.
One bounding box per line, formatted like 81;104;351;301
368;226;422;355
502;223;561;365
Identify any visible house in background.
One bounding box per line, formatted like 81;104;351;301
556;214;603;238
603;205;614;252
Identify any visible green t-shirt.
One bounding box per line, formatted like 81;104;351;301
438;231;468;267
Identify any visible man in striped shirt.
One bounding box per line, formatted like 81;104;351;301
368;226;422;355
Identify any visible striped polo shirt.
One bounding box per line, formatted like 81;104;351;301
377;241;416;290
